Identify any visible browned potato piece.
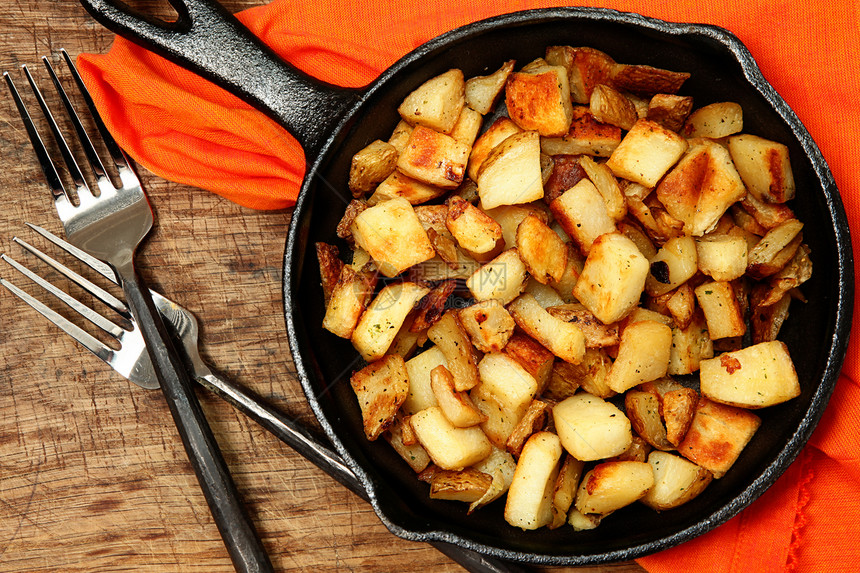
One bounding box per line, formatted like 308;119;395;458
508;294;586;364
428;311;480;392
573;233;650;325
666;283;695;330
368;170;447;205
459;300;516;353
466;248;529;305
467;117;523;181
610;63;690;97
411;406;493;470
625;390;673;451
516;214;568;283
540;105;623;157
474;352;540;447
678;397;761;478
446;195;504;254
606;119;688;187
740;192;797;230
351;197;435;277
647;94;693;132
543;155;587;203
397;125;470;189
590;84;638;130
663;387;699;447
545;46;615;103
322;264;377;340
448;106;484;146
694;281;746;340
550;455;585;529
477;130;544;209
385;415;431;472
350;354;410;440
699;341;800;408
505;432;564;530
575;461;655;515
606;320;673;393
430;365;488;427
315;242;343;306
608;435;651;463
747;219;804;279
505;61;574;137
728;134;796;203
668;312;714;376
398;68;465;133
403;346;446;415
550;179;617;255
545;348;614;400
696;234;749;281
645;235;698;298
553;393;633;461
546;304;620;348
503;333;555;393
410;279;456;333
506;399;551;458
751;291;792;344
579;155;627;221
641;451;712;510
351;282;431;361
349;139;398;196
683;102;743;139
430;468;494;502
465;60;516;115
336;198;367;243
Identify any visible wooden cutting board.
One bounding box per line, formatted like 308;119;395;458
0;1;645;571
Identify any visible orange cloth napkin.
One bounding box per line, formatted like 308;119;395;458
78;0;860;570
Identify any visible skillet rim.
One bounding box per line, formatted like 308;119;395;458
283;6;853;565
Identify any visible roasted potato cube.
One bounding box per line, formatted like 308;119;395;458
385;415;432;472
608;435;652;463
578;155;627;221
411;406;492;470
503;333;555;392
694;281;746;340
350;354;410;440
397;125;470;189
751;291;792;344
646;94;693;132
509;294;586;364
467;117;523;181
349;139;398;196
683;102;743;139
473;353;540;447
573;233;650;325
611;63;690;97
589;84;638;130
546;304;620;349
506;399;551;458
430;365;488;428
747;219;804;278
641;451;712;510
542;155;586;204
516;214;569;283
696;234;749;281
428;311;480;392
448;105;484;146
655;140;747;236
368;170;446;205
699;341;800;408
525;277;566;308
477;130;544;209
322;265;377;339
505;431;564;530
645;235;698;297
668;313;714;376
398;68;465;133
351;282;432;361
430;468;494;502
550;455;585;529
553;393;633;461
465;59;516;115
663;387;699;447
403;346;446;415
466;248;529;305
459;300;516;353
410;279;456;333
545;46;615;104
336;198;368;243
445;195;504;254
728;134;796;203
505;61;574;137
351;197;435;277
606;320;673;393
550;179;617;255
575;461;655;515
484;204;547;250
677;397;761;478
739;192;796;230
545;348;614;400
540;105;623;157
625;390;673;451
606;119;688;187
665;283;695;330
315;242;343;306
469;447;518;512
387;120;413;153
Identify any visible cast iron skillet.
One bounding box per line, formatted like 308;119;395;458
79;0;853;565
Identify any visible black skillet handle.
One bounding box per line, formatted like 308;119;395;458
78;0;361;157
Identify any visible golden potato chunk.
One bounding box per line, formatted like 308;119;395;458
411;406;492;470
728;134;796;203
466;248;529;305
509;294;586;364
350;354;410;440
553;393;633;461
427;311;480;392
694;281;746;340
322;264;377;339
696;234;749;281
641;451;712;510
575;461;655;515
477;130;544;209
368;170;446;206
550;179;616;255
458;300;516;353
430;365;488;427
348;139;398;196
677;397;761;478
545;46;615;104
505;61;574;137
430;468;494;502
465;60;516;115
699;341;800;408
541;105;623;157
467;117;522;181
350;197;435;277
589;84;638;130
445;195;503;254
644;235;698;297
403;346;446;415
516;214;568;283
683;102;743;139
398;68;465;133
351;282;432;362
505;432;563;530
397;125;470;189
606;320;673;393
646;94;693;132
503;333;555;392
606;119;688;187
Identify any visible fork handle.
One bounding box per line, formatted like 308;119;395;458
116;260;273;573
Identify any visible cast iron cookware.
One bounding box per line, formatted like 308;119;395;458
79;0;853;565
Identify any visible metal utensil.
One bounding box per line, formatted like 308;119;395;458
0;224;527;573
3;52;271;573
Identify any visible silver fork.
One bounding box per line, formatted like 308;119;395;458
1;225;526;573
4;52;272;572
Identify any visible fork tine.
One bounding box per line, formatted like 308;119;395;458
20;63;96;203
12;233;129;319
3;71;71;211
2;253;126;339
26;222;116;282
0;276;114;364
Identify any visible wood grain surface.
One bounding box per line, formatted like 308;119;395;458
0;1;646;572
